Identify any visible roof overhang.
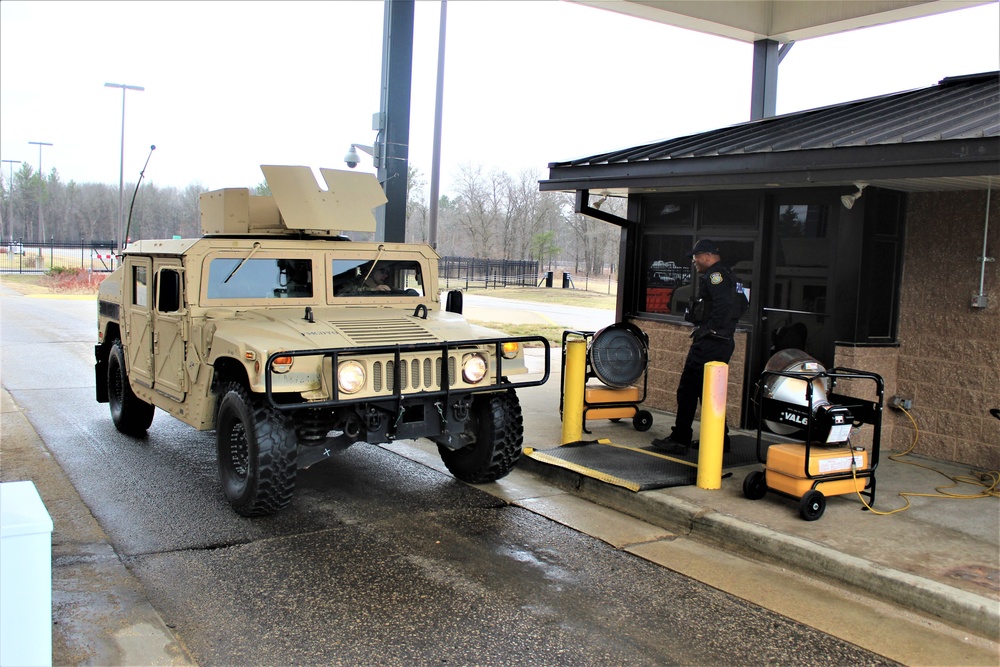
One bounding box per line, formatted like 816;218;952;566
541;137;1000;195
542;72;1000;197
568;0;995;43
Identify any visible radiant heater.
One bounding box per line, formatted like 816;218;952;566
560;322;653;433
760;349;853;444
746;348;885;520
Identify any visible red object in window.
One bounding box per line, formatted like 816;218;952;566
645;288;673;313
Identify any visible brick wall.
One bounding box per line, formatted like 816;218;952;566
630;318;748;424
832;345;899;452
893;190;1000;468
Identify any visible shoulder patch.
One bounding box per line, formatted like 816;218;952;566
710;272;723;285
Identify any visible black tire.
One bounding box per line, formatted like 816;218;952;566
633;410;653;432
742;470;767;500
799;490;826;521
438;390;523;484
215;382;298;516
108;340;155;436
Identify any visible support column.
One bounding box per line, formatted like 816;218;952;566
750;38;779;120
377;0;414;243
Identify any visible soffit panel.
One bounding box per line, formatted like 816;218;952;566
569;0;993;42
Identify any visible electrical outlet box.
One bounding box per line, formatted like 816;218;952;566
971;294;988;308
889;396;912;410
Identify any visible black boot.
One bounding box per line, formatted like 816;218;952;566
651;433;691;455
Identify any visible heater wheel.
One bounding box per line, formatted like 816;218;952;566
742;470;767;500
633;410;653;432
799;490;826;521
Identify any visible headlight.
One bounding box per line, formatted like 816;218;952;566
501;341;519;359
271;355;294;374
338;360;366;394
462;353;488;383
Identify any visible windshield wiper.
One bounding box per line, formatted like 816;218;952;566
223;242;262;284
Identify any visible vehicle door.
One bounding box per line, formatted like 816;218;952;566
124;257;154;388
152;261;187;401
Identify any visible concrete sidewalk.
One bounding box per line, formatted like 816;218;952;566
0;389;193;666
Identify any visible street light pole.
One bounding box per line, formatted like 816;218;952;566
1;159;20;242
28;141;52;243
428;0;447;251
105;82;144;248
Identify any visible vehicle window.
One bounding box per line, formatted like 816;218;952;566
133;265;148;308
157;269;182;313
333;260;424;297
206;258;313;299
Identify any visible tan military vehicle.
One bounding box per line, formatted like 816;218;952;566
95;166;549;516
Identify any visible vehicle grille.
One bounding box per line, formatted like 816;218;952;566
372;355;457;392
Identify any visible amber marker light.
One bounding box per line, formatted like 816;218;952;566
272;355;294;374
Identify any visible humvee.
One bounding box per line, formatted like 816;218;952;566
95;166;549;516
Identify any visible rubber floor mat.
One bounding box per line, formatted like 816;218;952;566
523;434;767;492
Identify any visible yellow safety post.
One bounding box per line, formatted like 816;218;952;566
697;361;728;490
561;340;586;444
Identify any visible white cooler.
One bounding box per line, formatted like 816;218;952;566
0;481;53;667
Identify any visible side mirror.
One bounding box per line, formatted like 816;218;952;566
445;290;463;314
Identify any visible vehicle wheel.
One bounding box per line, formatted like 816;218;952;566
799;490;826;521
215;381;298;516
108;340;155;436
438;389;523;484
742;470;767;500
633;410;653;432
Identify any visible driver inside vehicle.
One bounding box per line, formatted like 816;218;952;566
364;266;392;292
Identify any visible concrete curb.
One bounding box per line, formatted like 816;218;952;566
517;455;1000;641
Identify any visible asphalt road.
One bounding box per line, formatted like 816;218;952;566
0;289;895;666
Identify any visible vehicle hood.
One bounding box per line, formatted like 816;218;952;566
206;306;487;351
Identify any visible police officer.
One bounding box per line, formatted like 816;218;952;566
653;239;739;455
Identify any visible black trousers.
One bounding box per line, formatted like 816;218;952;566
673;336;735;442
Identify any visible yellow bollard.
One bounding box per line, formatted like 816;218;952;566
561;340;586;444
697;361;728;489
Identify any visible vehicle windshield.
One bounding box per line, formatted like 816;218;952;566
333;259;424;297
206;257;313;299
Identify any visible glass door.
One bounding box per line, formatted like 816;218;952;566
760;202;836;369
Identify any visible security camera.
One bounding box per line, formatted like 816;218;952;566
344;146;361;169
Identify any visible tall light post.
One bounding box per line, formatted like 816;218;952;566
1;159;20;242
105;82;144;248
28;141;52;242
428;0;447;251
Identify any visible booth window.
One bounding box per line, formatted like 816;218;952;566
638;193;757;320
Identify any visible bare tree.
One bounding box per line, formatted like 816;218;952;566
452;163;501;258
405;165;429;245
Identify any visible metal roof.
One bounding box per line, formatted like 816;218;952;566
542;72;1000;194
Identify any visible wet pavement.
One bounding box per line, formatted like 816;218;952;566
1;291;998;665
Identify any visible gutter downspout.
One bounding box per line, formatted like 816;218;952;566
973;180;993;309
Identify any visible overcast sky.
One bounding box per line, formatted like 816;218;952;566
1;1;998;197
